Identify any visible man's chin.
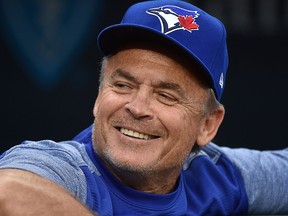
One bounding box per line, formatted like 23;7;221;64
102;150;158;176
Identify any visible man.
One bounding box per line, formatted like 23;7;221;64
0;0;287;215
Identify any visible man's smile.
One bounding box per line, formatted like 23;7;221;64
119;127;159;140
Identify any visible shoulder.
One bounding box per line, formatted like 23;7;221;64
1;140;91;167
211;144;288;214
0;140;93;202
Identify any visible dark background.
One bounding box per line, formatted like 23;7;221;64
0;0;287;153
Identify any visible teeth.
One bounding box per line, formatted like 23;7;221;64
120;128;150;140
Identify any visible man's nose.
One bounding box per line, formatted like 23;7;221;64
125;89;153;120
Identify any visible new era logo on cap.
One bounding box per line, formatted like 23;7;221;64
97;0;228;101
146;5;200;34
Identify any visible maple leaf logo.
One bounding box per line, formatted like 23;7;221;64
178;15;199;31
146;5;200;34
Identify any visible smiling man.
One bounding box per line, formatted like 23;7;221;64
0;0;287;215
92;46;224;194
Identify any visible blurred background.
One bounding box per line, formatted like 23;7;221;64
0;0;287;153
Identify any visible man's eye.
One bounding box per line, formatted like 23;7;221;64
113;82;133;93
114;82;131;89
115;83;127;88
158;93;178;105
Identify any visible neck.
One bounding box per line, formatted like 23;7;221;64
104;161;181;194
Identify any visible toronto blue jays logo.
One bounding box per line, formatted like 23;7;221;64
146;5;200;34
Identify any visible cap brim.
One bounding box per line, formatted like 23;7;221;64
97;24;212;85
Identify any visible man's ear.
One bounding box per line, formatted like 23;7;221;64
197;106;225;146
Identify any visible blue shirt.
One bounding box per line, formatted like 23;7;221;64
0;125;287;215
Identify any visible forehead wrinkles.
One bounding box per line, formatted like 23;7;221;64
102;48;208;98
112;67;182;87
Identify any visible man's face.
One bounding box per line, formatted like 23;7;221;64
92;48;210;176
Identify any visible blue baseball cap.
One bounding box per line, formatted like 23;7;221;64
97;0;228;101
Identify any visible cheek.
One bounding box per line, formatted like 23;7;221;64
94;91;125;117
155;108;199;168
159;107;201;150
93;92;125;146
160;107;196;137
